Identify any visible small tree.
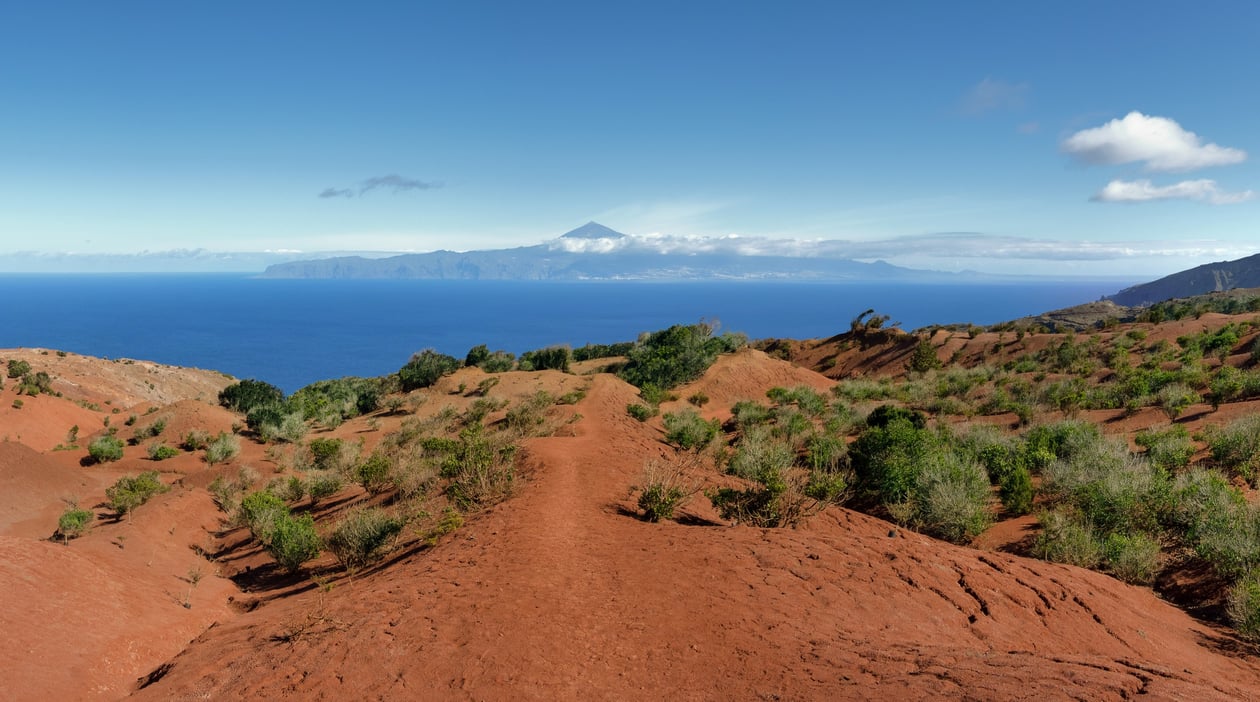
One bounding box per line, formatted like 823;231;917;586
398;350;460;391
219;379;285;414
908;338;942;373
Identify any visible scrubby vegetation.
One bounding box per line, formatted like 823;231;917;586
106;471;169;517
88;434;125;464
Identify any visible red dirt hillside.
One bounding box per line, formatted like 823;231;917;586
132;355;1260;700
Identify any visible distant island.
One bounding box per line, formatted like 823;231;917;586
258;222;955;281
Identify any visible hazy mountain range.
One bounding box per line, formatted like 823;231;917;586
1107;252;1260;306
257;222;952;281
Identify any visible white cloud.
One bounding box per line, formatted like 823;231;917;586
546;229;1250;263
959;78;1028;115
1062;112;1246;172
1091;179;1255;205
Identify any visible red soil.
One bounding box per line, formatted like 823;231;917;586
4;342;1260;700
134;373;1260;700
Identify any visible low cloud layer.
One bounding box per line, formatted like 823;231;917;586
1062;112;1246;172
549;230;1243;262
1092;179;1255;205
319;174;443;199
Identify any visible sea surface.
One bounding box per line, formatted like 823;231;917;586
0;275;1135;393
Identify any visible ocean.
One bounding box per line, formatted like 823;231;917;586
0;275;1134;393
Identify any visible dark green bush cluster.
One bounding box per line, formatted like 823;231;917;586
626;403;657;422
106;471;170;517
289;376;382;426
219;379;284;414
398;350;460;391
6;359;31;378
618;322;745;390
848;409;991;543
518;345;571;372
573;341;635;361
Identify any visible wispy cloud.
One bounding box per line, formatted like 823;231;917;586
1062;112;1246;172
318;174;444;199
1092;179;1255;205
958;78;1028;115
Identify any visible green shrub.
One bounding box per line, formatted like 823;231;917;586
105;471;169;517
182;429;212;451
730;400;772;429
1134;425;1195;472
266;513;322;572
712;427;841;527
626;403;656;422
1101;532;1161;585
661;409;720;450
1034;510;1102;568
88;435;125;464
57;506;93;540
355;453;394;494
505;391;553;434
849;417;936;503
518;345;571;372
1157;383;1199;420
306;472;344;505
479;351;516;373
1228;569;1260;640
1170;468;1245;540
443;424;517;509
687;392;710;407
1195;505;1260;579
911;451;992;544
999;464;1034;515
328;508;405;569
204;432;240;465
219;379;285;414
306;438;346;471
398;349;460;391
208;476;241;514
238;490;289;544
618;322;745;390
464;344;491;367
7;359;31;378
147;442;179;461
908;339;942;373
1205;415;1260;483
275;475;307;503
804;433;847;473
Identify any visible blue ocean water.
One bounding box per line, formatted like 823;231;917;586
0;275;1134;393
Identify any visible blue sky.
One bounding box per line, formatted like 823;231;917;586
2;1;1258;276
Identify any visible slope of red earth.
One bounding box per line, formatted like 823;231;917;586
135;359;1260;700
0;353;237;701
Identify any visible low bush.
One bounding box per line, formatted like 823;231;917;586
1034;510;1102;568
57;506;93;541
626;403;656;422
1228;569;1260;640
147;442;179;461
1101;532;1161;585
205;432;240;465
661;409;720;450
1205;415;1260;483
328;508;406;569
238;490;289;544
266;513;322;572
219;379;285;414
182;429;212;451
910;451;991;544
632;457;700;522
88;435;125;464
106;471;169;517
618;322;745;390
443;424;517;509
355;453;394;494
518;345;571;372
1134;425;1195;472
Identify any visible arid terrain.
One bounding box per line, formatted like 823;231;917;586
5;303;1260;700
